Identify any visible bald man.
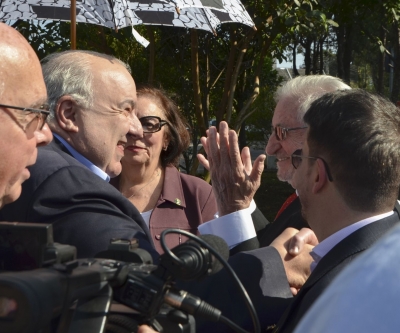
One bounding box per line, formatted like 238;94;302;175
0;23;52;208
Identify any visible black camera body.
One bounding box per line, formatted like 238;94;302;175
0;222;199;333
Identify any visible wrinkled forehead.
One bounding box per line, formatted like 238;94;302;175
273;97;304;127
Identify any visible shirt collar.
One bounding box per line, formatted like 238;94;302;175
53;133;110;182
310;210;394;271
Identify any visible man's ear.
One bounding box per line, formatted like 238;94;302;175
55;96;79;133
312;159;329;194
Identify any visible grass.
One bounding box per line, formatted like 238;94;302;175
253;170;295;221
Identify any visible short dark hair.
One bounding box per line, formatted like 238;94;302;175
137;85;190;168
304;89;400;212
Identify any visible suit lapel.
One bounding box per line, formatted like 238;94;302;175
306;214;398;288
50;137;154;245
275;214;399;333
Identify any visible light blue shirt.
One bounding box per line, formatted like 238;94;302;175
53;133;110;182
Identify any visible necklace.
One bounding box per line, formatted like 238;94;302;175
124;169;161;199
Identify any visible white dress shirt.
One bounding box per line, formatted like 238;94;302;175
310;211;394;271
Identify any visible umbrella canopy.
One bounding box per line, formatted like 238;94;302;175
0;0;254;46
122;0;254;33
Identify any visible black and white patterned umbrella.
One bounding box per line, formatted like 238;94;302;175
119;0;254;34
0;0;254;45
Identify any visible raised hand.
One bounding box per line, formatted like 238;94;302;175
197;121;266;216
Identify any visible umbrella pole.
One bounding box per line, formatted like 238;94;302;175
70;0;76;49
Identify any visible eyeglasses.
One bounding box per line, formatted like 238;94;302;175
0;103;50;139
139;116;168;133
271;125;308;141
291;149;333;182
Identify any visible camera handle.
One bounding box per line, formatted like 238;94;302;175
60;283;113;333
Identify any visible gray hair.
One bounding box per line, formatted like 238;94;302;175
41;50;131;119
275;75;351;122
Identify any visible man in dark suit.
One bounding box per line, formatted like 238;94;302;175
0;50;160;261
198;75;351;251
273;89;400;332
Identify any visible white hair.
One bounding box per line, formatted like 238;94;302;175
275;75;351;122
41;50;131;119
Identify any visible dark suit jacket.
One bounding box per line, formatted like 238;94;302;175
0;139;159;261
231;196;308;254
182;246;293;333
273;213;399;333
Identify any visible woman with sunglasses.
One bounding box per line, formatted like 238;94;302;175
111;86;217;254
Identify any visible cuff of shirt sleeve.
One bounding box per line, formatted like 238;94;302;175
198;200;257;249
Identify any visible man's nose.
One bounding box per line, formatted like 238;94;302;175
265;132;281;156
34;123;53;147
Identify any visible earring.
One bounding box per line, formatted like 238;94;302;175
163;146;168;151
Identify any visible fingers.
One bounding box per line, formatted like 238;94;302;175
137;325;158;333
200;136;209;155
288;228;319;256
219;122;231;167
249;154;266;183
290;287;299;296
197;154;210;171
270;227;300;252
207;127;221;168
240;146;252;174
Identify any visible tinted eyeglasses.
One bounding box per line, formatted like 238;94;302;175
0;103;50;139
291;149;333;182
271;125;308;141
139;116;168;133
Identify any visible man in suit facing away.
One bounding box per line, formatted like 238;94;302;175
273;89;400;332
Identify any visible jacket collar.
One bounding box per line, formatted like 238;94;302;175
159;166;187;208
305;213;399;291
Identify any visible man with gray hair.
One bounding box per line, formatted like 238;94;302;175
0;50;160;260
198;75;351;251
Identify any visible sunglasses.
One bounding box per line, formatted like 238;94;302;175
291;149;333;182
271;125;308;141
0;103;50;139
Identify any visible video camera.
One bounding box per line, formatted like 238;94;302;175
0;222;260;333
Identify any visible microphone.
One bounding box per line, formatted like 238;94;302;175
156;234;229;281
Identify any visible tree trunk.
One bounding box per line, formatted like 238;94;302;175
147;26;155;84
292;39;300;76
202;37;210;129
312;39;318;74
391;21;400;103
303;38;312;75
319;38;324;74
234;37;273;131
225;29;257;123
216;27;237;125
377;22;386;94
190;29;206;136
336;24;345;79
343;23;353;84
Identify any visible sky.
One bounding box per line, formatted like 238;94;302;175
276;53;304;69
